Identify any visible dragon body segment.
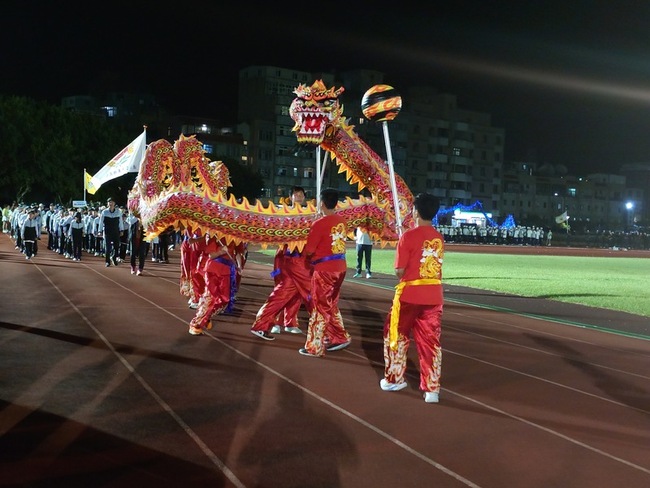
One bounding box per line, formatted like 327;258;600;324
128;81;413;250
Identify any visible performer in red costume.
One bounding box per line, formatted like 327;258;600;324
299;188;351;357
188;235;239;336
379;193;444;404
251;187;309;340
180;227;205;309
189;229;208;309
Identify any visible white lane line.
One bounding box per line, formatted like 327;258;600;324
44;258;650;480
42;263;482;487
33;263;247;488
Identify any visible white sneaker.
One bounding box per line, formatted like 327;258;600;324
284;326;303;334
379;378;408;391
270;325;282;334
188;301;199;309
366;272;372;279
424;391;440;403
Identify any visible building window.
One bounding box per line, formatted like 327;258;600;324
103;106;118;117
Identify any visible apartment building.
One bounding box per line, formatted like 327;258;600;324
237;66;505;212
60;70;647;228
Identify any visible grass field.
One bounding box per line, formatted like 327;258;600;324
349;249;650;317
257;247;650;317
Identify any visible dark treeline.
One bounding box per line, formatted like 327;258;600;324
0;95;134;206
0;96;265;207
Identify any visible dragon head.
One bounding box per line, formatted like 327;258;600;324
289;80;345;145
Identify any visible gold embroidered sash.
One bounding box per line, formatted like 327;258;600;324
390;278;441;350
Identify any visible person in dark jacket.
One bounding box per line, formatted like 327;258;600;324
129;213;149;275
21;209;40;260
99;198;126;267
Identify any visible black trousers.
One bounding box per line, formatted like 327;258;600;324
356;244;372;273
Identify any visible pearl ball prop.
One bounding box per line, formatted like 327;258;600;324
361;84;402;122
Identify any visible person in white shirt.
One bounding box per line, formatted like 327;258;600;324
353;225;373;279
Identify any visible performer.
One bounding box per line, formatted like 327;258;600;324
259;186;308;337
182;228;206;309
379;193;444;404
250;243;312;340
180;226;195;301
298;188;351;357
188;235;240;336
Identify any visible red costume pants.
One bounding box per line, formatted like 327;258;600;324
382;302;443;393
303;270;350;356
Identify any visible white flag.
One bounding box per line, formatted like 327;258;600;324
555;211;569;224
89;130;146;192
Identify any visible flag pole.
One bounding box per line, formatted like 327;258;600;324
316;146;322;211
83;168;87;203
320;151;329;183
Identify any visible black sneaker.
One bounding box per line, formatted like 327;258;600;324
250;329;275;341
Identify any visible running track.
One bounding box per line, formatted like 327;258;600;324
1;234;648;487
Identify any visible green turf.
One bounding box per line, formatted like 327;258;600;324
257;247;650;317
350;248;650;317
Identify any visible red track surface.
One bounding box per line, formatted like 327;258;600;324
1;234;649;487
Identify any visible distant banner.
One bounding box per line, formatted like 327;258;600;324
89;130;146;193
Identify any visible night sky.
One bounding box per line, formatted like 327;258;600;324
4;1;650;175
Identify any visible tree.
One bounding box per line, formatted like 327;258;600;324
0;96;131;205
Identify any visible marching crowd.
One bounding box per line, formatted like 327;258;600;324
439;224;551;246
3;199;179;270
4;188;446;404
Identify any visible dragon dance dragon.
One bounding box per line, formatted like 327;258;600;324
127;80;414;251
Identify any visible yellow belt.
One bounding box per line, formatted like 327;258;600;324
389;278;441;350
